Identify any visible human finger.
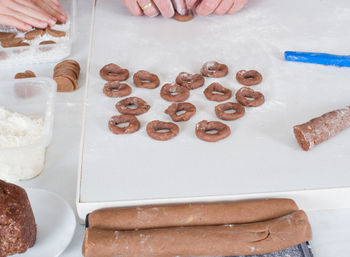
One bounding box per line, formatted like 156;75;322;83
214;0;234;15
8;0;55;25
185;0;200;9
28;0;66;22
171;0;186;15
122;0;143;16
15;0;58;25
153;0;174;18
196;0;221;16
137;0;159;17
228;0;248;14
0;14;32;31
5;6;48;28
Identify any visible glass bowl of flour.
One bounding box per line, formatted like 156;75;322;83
0;77;56;181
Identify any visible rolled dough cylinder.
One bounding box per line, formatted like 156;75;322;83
294;106;350;151
82;210;312;257
88;198;298;230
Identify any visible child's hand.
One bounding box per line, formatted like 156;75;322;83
0;0;65;31
195;0;248;16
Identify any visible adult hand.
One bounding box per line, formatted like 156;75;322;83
31;0;66;23
0;0;65;31
195;0;248;16
122;0;189;18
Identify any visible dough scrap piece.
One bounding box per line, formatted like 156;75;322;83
294;106;350;151
82;210;312;257
88;198;299;230
24;28;45;40
15;70;36;79
46;27;66;37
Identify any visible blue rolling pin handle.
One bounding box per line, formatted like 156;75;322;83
284;51;350;67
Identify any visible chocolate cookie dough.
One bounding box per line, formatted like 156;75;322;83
160;83;190;102
46;27;66;37
165;102;196;122
100;63;129;81
204;82;232;102
39;40;56;45
103;81;132;98
0;180;36;257
173;10;194;22
195;120;231;142
0;32;16;42
1;37;25;48
176;72;205;90
201;61;228;78
24;28;45;40
53;59;81;92
82;210;312;257
108;115;140;135
293;106;350;151
236;87;265;107
116;97;150;115
14;70;36;79
146;120;179;141
88;199;299;230
133;70;160;89
236;70;263;86
215;102;245;121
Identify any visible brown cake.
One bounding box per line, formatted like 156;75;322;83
0;180;37;257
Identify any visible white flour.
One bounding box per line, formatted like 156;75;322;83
0;107;46;181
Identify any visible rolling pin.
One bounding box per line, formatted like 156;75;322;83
87;198;299;230
83;210;312;257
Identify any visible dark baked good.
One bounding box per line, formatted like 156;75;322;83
0;180;36;257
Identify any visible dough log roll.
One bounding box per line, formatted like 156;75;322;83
82;210;312;257
294;106;350;151
88;198;298;230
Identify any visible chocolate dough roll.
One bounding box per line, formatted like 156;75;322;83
83;210;312;257
88;198;298;230
294;106;350;151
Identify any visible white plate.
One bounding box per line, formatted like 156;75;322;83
13;188;76;257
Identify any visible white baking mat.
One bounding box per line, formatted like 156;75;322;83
79;0;350;204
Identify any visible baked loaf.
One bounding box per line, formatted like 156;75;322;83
0;180;36;257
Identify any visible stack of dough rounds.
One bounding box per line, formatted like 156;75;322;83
53;60;81;92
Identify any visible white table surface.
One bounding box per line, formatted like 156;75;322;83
0;1;349;256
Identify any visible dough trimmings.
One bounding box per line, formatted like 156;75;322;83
195;120;231;142
108;115;140;135
100;63;129;81
115;97;151;115
103;81;132;98
201;61;228;78
236;70;263;86
160;83;190;102
215;102;245;121
176;72;205;90
204;83;232;102
146;120;180;141
165;102;196;122
14;70;36;79
235;87;265;107
133;70;160;89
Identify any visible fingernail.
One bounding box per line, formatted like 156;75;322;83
59;14;66;20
